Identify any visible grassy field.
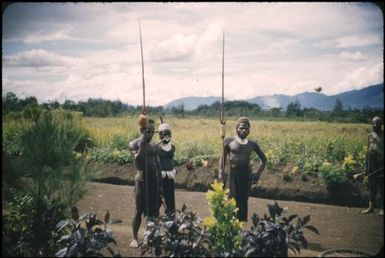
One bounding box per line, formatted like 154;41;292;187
3;113;369;175
80;115;368;171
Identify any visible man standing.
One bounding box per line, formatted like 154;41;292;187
219;117;267;222
129;116;163;248
361;116;384;215
156;122;176;216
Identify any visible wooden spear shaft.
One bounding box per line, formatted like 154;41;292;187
139;17;146;115
138;17;149;217
220;31;226;183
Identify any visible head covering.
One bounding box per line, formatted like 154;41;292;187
236;117;250;127
159;123;171;132
373;116;383;124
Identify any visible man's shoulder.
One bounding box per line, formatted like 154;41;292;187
129;137;141;148
224;137;236;145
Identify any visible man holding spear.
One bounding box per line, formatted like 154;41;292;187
128;18;163;248
218;32;267;222
360;116;384;215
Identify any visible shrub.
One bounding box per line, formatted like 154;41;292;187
89;147;133;165
318;161;349;190
2;110;97;256
203;180;243;257
241;201;320;257
141;204;212;257
55;207;122;257
2;192;66;257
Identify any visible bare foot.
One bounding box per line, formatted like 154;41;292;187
361;207;374;214
129;239;139;248
378;209;384;215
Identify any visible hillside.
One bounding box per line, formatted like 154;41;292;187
165;84;384;111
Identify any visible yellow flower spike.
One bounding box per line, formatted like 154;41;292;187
203;216;216;227
211;180;224;192
75;152;82;159
229;198;236;208
206;190;215;202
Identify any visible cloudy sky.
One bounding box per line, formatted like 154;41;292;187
2;2;383;106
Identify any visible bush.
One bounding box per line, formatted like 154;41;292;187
55;207;122;257
89;147;133;165
241;201;319;257
2;192;66;257
203;180;243;257
318;161;349;190
2;110;97;256
141;204;212;257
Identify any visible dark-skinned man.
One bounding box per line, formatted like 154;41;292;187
361;116;384;215
156;122;176;217
129;116;163;248
219;117;267;222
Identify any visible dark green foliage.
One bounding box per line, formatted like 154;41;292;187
2;192;67;257
89;147;133;165
141;204;212;257
55;207;122;257
2;110;97;257
286;100;303;117
241;201;319;257
141;201;318;257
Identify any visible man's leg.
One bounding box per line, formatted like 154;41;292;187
130;181;144;248
378;178;384;215
362;177;376;214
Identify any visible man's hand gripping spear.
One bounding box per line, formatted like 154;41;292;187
137;18;166;215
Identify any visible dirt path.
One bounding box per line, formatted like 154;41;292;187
75;182;384;257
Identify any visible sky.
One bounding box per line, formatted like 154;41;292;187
2;2;384;106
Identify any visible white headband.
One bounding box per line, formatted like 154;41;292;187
159;123;171;132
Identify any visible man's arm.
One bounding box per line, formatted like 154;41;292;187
155;150;164;196
252;142;267;183
218;138;231;182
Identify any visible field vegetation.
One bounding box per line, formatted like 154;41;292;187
2;93;381;257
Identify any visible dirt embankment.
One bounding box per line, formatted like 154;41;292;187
92;160;373;208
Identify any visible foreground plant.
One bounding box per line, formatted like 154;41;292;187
141;204;211;257
242;201;320;257
55;207;122;257
203;180;243;257
141;181;319;258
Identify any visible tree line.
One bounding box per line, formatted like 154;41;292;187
2;91;382;123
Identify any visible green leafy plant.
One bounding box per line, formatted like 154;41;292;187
3;110;97;257
55;207;122;257
203;180;243;257
141;204;211;257
2;192;67;257
318;161;349;190
241;201;320;257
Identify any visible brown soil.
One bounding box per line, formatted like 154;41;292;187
93;160;373;208
75;161;384;257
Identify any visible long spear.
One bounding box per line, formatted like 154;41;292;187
220;31;226;183
138;17;149;217
139;17;147;115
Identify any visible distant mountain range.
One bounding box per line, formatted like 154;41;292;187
164;84;384;111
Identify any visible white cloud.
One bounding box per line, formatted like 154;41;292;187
150;33;197;62
3;49;86;68
23;28;72;44
334;62;384;94
339;51;368;62
335;35;382;48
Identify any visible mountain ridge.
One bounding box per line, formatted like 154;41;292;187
164;84;384;111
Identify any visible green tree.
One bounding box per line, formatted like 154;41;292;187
3;110;97;256
333;98;343;113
